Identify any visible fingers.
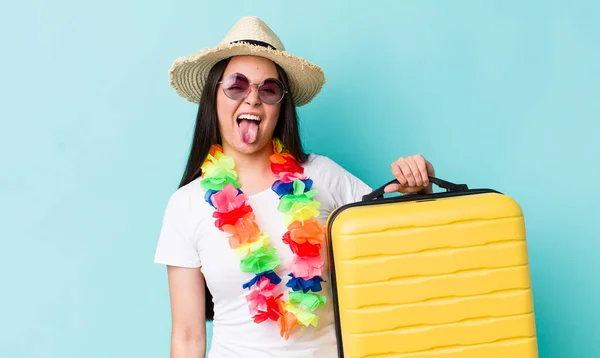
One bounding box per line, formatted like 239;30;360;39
400;160;418;187
390;154;434;193
391;161;409;188
405;157;423;187
414;155;430;187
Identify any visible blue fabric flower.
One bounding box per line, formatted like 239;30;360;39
286;273;324;293
272;179;313;198
204;189;218;208
242;270;282;289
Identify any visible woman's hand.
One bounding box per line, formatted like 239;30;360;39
384;154;436;194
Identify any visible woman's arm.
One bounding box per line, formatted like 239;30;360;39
167;266;207;358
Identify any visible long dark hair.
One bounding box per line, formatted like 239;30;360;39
177;57;308;321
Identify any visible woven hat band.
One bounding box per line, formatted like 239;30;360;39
230;39;277;50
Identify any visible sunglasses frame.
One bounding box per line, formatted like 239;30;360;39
218;72;288;105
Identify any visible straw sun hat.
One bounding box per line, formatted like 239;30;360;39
169;16;326;107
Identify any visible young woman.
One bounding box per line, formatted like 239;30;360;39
154;16;435;358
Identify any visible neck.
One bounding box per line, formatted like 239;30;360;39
222;142;277;195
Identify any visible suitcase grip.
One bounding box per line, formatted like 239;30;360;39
362;176;469;201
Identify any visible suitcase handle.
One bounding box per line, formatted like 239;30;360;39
362;176;469;201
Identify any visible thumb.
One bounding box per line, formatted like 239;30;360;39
384;183;405;193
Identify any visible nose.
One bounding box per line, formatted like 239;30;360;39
244;84;261;106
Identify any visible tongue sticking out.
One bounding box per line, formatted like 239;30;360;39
238;119;259;144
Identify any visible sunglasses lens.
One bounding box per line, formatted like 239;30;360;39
221;73;285;104
222;73;250;100
258;79;284;104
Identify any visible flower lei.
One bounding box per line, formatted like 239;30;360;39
199;138;327;339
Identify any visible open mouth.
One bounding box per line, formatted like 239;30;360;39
237;114;261;144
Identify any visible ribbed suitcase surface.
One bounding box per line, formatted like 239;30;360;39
327;180;538;358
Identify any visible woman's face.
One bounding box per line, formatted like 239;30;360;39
216;55;282;156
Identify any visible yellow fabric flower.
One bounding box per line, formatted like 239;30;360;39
285;303;318;327
284;201;321;226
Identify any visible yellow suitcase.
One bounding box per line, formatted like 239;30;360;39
326;177;539;358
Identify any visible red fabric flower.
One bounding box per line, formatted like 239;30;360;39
251;294;284;323
246;278;281;322
283;232;321;257
213;204;252;229
271;157;304;176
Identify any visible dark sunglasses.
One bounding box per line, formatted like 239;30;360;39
218;72;287;104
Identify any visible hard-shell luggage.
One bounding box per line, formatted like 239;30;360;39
326;177;538;358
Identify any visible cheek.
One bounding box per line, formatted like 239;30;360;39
265;105;281;129
216;92;236;126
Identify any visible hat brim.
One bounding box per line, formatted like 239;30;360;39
169;42;326;107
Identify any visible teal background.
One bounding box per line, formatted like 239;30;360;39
1;0;599;357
